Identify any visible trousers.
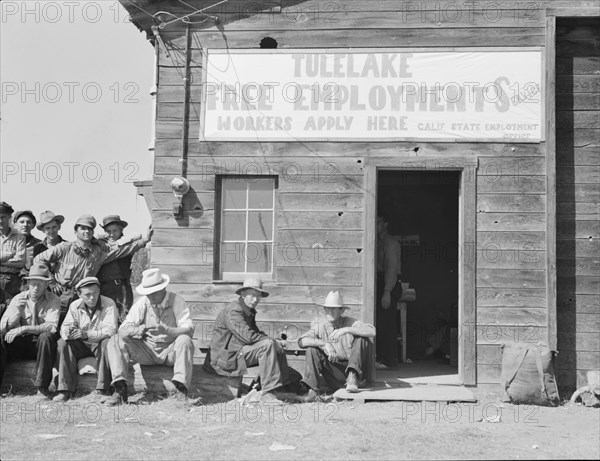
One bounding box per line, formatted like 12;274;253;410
100;280;133;324
240;338;301;393
0;332;57;389
56;337;110;392
376;273;401;367
107;334;194;390
302;336;373;392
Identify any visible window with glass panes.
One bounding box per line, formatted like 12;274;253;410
218;176;276;280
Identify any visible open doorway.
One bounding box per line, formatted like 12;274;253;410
377;170;460;383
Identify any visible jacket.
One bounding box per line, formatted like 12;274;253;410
204;298;268;377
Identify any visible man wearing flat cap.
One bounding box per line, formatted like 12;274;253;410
32;211;66;259
205;278;302;404
96;215;139;323
53;276;117;402
0;263;60;400
34;214;151;327
0;201;26;309
105;268;195;406
298;290;375;397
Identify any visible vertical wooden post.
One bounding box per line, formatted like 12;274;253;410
546;15;557;350
460;163;477;386
363;165;377;381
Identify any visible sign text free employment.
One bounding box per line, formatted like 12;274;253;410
202;50;542;142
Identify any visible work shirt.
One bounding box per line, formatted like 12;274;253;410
60;295;117;342
0;289;60;334
300;316;373;360
34;238;146;289
377;232;402;292
120;291;193;352
33;235;66;259
0;228;26;273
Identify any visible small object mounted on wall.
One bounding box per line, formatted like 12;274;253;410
170;176;190;219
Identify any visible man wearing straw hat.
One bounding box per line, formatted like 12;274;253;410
298;290;375;396
0;263;60;400
104;268;195;406
204;277;302;405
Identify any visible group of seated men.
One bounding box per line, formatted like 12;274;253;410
0;200;376;405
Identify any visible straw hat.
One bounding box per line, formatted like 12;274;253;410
322;291;348;309
136;268;170;295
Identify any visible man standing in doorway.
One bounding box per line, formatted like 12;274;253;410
376;213;403;369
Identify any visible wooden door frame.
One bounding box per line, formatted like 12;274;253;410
363;157;479;386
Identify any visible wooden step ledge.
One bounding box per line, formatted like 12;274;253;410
2;361;242;403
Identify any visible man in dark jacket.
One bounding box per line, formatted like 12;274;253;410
96;215;137;323
204;278;301;404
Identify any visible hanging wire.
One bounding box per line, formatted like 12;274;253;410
120;0;158;22
158;0;228;28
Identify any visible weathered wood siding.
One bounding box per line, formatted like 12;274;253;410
555;17;600;393
120;1;599;381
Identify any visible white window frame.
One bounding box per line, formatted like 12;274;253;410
217;175;277;282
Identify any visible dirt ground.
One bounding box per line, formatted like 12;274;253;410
1;389;598;460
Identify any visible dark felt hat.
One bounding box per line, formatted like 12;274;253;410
0;201;14;215
101;215;128;230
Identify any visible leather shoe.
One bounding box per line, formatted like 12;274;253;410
52;391;71;402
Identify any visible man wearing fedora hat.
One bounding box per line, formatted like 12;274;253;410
53;277;117;402
34;214;151;326
298;290;375;395
104;268;195;406
205;277;302;404
0;263;60;399
96;215;139;323
32;211;66;259
0;201;26;309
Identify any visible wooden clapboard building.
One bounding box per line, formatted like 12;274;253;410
121;0;599;392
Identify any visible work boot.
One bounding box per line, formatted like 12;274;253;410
300;388;319;403
33;387;51;402
104;380;128;406
87;389;109;403
346;371;359;393
169;380;188;401
52;391;71;402
260;391;284;405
